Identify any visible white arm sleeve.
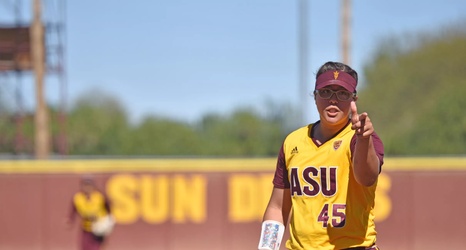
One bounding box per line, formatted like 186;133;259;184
258;220;285;250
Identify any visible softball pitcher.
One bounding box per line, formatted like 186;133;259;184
258;61;384;250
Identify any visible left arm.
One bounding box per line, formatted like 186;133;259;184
353;135;380;186
350;101;383;186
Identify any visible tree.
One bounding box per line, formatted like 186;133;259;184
358;23;466;155
198;107;286;156
127;115;202;155
66;89;130;155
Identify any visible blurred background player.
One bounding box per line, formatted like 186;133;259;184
66;175;114;250
258;61;384;250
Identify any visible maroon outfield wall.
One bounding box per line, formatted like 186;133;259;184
0;158;465;250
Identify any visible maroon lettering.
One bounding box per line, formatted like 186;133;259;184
332;204;346;227
290;168;302;196
318;203;346;228
289;166;338;197
317;203;330;227
303;167;320;196
320;167;337;197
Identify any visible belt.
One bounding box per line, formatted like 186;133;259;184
343;244;379;250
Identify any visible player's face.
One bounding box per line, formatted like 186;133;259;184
81;181;95;194
315;85;354;126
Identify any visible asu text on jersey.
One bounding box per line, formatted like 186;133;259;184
282;123;377;250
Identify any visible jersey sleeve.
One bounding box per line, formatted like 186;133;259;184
272;144;290;189
350;132;385;170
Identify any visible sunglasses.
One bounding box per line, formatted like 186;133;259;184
314;89;356;101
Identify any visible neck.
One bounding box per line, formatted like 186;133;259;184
313;120;349;144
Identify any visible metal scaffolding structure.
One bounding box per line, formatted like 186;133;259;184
0;0;67;157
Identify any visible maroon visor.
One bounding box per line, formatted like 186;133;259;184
315;70;357;92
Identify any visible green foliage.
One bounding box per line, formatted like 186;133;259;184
0;88;294;156
126;116;202;155
197;108;285;156
358;24;466;155
66;90;131;155
64;97;291;156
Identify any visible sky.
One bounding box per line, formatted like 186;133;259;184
1;0;465;125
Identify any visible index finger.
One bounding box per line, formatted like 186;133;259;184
351;101;358;123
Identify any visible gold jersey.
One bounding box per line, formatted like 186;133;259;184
73;191;109;232
275;122;383;250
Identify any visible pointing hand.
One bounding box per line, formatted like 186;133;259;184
350;101;374;138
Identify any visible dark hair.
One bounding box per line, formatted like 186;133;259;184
81;174;95;185
315;61;358;83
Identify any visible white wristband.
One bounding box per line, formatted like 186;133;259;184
258;220;285;250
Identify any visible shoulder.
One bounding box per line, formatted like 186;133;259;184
92;190;105;198
285;124;313;142
73;191;84;200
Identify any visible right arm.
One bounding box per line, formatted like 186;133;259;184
263;144;292;224
263;187;291;225
65;197;77;229
258;188;291;250
258;145;291;250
